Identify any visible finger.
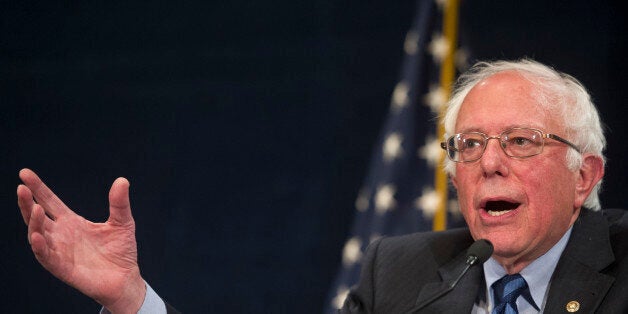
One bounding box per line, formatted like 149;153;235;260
19;168;71;219
28;204;51;262
108;177;134;226
17;184;35;225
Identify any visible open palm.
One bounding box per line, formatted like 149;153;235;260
17;169;146;313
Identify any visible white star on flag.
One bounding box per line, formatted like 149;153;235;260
419;135;443;168
342;237;363;267
375;184;397;214
383;132;404;162
415;187;441;218
391;81;410;110
424;84;447;114
428;33;449;63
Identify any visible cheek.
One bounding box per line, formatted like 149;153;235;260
453;167;481;202
515;162;578;229
452;167;475;191
521;162;575;205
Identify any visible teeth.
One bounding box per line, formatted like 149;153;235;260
487;209;513;216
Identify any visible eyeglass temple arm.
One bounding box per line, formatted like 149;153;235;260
440;142;459;151
545;134;582;153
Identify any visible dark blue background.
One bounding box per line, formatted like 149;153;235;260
2;1;626;313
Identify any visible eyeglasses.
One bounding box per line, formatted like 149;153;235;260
440;127;581;163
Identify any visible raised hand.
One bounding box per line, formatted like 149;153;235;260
17;168;146;314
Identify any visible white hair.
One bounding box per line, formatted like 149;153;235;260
443;59;606;210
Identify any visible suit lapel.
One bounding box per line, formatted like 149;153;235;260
413;251;484;313
544;210;616;313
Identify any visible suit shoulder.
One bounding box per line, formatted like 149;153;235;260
603;208;628;233
375;228;473;266
379;228;472;247
604;209;628;261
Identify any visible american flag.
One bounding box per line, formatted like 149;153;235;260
325;0;467;311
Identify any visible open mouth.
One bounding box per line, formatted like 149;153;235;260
484;200;520;217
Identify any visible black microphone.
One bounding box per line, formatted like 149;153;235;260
406;239;493;313
465;239;494;266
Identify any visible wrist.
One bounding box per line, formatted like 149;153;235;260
103;274;146;314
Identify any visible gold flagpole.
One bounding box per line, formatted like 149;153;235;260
433;0;459;231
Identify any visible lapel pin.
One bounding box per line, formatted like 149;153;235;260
566;300;580;312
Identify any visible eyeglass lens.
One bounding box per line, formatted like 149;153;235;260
448;128;544;162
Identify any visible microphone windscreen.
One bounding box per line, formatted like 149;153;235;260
467;239;493;263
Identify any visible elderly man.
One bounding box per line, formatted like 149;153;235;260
340;60;627;313
17;59;627;313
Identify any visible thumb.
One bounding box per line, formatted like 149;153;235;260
108;177;134;226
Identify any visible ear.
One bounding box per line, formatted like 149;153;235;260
574;154;605;208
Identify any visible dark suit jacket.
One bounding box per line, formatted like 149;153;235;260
341;208;628;313
166;302;180;314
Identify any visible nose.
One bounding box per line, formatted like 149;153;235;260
480;138;509;177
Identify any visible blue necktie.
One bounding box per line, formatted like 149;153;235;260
491;274;528;314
